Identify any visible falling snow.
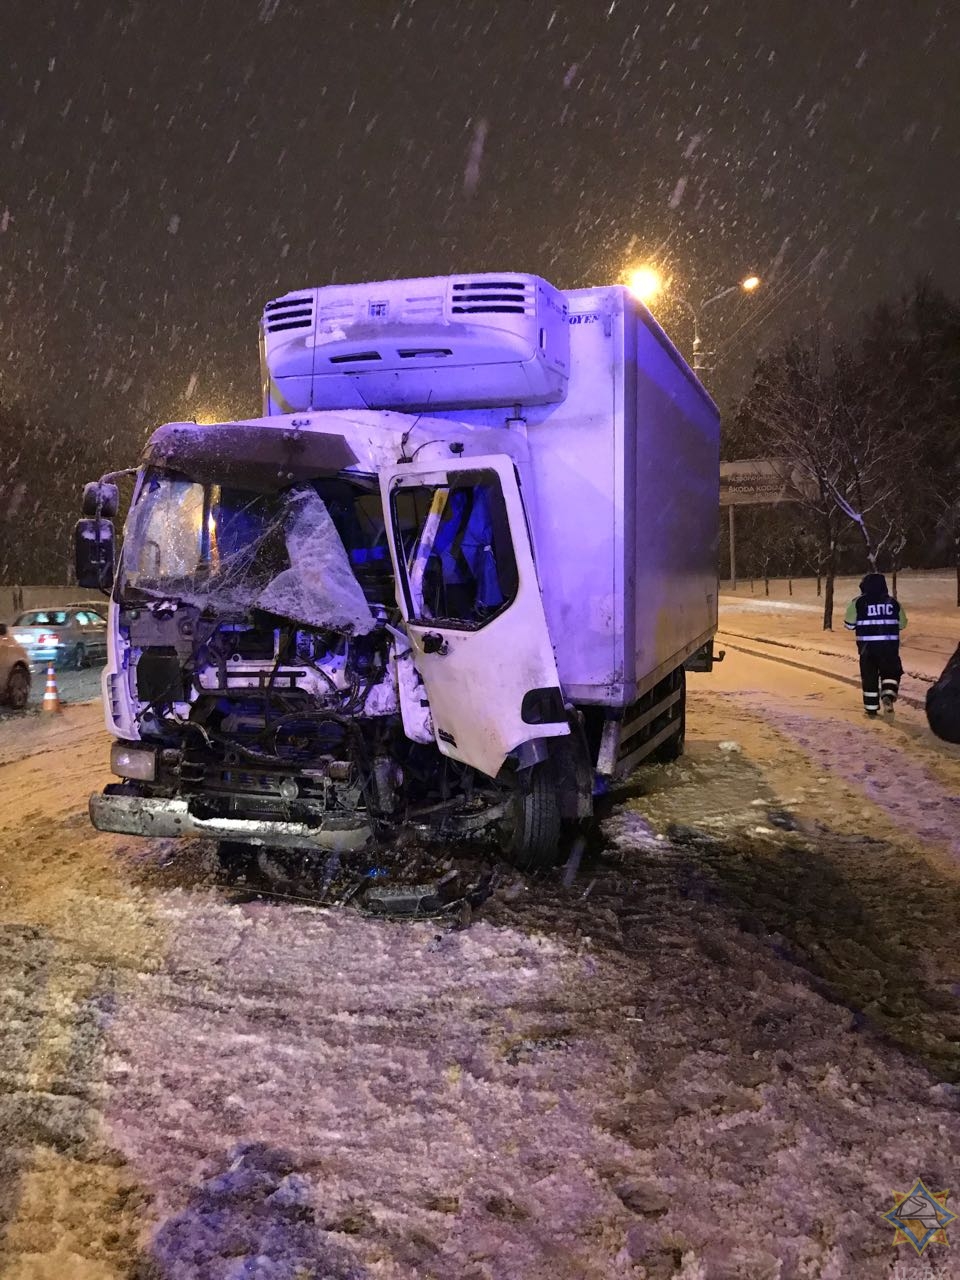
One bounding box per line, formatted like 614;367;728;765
0;0;954;477
668;176;688;209
0;4;958;1272
463;116;489;197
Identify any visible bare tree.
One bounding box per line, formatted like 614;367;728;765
735;335;871;628
863;280;960;604
817;343;912;574
732;280;960;620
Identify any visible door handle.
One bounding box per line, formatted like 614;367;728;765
421;632;449;656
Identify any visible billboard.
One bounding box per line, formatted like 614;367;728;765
720;458;819;507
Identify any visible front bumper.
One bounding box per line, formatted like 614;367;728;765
89;791;372;852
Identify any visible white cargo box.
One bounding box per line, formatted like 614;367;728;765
261;272;570;414
430;285;721;708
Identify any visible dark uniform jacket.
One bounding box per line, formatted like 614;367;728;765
844;573;908;647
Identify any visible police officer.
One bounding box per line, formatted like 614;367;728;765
844;572;908;716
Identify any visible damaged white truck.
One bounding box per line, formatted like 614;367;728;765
76;273;720;875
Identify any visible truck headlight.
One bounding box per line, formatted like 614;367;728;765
110;742;157;781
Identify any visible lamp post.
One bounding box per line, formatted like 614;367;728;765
624;269;760;371
670;277;761;371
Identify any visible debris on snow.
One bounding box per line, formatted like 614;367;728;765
4;588;960;1277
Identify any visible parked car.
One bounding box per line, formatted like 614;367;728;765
11;606;108;670
0;624;31;709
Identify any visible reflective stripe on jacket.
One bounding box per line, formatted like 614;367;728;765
843;594;908;644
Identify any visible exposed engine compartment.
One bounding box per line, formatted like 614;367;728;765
124;603;388;804
114;599;501;850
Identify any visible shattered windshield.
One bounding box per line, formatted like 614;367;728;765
120;469;387;632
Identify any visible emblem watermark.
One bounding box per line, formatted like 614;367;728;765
881;1179;955;1256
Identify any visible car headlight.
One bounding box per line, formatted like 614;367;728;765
110;742;157;782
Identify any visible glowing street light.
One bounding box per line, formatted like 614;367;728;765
625;265;664;305
621;267;761;369
684;275;762;369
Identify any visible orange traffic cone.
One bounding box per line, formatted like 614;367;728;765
42;664;62;714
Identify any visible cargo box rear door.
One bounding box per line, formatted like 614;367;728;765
382;454;569;780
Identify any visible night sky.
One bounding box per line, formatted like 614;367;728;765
2;0;959;459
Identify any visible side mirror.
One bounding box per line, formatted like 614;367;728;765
81;481;120;518
75;518;115;590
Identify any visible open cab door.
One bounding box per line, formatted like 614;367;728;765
382;454;569;780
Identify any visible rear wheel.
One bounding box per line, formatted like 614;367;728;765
4;666;30;711
499;762;562;871
72;643;86;671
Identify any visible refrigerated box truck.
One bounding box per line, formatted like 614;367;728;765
76;273;720;870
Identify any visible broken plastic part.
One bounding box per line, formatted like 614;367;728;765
363;883;446;916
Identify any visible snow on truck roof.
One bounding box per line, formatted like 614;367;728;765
140;410;469;487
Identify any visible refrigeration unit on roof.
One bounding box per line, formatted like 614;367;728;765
260;272;570;414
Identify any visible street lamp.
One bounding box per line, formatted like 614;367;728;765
666;276;762;371
623;266;761;369
625;266;664;305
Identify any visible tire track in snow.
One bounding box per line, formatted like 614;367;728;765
722;691;960;863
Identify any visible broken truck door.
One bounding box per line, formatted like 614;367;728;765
382;455;569;780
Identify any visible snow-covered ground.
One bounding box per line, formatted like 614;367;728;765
721;570;958;689
1;592;959;1278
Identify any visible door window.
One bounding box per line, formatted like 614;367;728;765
16;611;69;626
391;470;519;628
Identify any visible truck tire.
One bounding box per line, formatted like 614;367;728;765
500;763;562;871
653;668;686;763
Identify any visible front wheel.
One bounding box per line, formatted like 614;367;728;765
499;762;562;871
4;667;31;711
